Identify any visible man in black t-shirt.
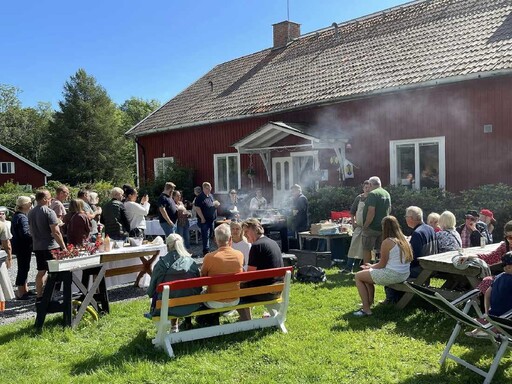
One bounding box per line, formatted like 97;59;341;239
238;218;284;320
194;182;218;255
158;182;177;237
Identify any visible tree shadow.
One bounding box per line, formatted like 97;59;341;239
0;321;38;344
70;327;277;376
397;351;512;384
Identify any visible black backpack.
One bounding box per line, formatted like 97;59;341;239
295;265;326;283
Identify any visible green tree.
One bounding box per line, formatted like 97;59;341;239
0;84;21;113
119;97;160;127
118;97;161;184
0;85;52;164
44;69;133;184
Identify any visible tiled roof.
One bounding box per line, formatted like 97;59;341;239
127;0;512;136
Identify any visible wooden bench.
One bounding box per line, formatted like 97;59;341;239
150;266;293;358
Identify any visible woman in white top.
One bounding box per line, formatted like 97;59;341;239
123;186;150;238
353;215;413;316
230;220;251;270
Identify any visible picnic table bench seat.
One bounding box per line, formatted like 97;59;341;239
150;267;293;358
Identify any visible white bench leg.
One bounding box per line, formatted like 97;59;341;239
164;335;175;358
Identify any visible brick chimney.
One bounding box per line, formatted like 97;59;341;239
272;21;301;48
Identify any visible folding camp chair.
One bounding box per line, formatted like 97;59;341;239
405;282;510;384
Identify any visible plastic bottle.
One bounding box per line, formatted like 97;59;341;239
480;236;486;248
104;235;111;252
96;233;104;252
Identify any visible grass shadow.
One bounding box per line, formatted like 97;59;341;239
71;326;277;375
0;321;39;344
398;352;512;384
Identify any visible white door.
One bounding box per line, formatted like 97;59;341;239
272;157;293;208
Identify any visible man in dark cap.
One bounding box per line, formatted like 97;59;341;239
456;209;490;248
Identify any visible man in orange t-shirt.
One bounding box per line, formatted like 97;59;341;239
201;223;244;304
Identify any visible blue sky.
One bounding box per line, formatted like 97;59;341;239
2;0;407;109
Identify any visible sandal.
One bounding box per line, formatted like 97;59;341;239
353;309;372;317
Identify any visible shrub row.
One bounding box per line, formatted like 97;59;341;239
307;184;512;242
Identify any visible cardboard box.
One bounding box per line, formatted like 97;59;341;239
289;249;332;268
310;222;339;235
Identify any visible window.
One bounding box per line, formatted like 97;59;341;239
153;157;174;179
0;162;15;174
390;137;445;189
214;153;240;193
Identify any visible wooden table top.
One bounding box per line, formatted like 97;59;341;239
298;231;351;238
418;243;501;276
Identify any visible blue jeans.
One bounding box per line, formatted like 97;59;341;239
200;221;214;254
159;221;176;238
346;257;362;272
177;224;190;249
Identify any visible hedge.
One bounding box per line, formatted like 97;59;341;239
307;184;512;242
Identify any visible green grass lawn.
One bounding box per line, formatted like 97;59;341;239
1;270;511;383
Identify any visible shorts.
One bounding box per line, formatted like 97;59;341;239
370;268;409;286
362;228;383;251
204;299;240;309
35;250;55;271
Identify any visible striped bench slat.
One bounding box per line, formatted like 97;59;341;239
151;298;283;321
156;267;293;292
155;283;285;309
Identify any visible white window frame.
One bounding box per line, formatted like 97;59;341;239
153;157;174;179
389;136;445;190
213;153;241;193
0;162;15;174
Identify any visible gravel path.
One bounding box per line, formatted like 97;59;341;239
1;241;209;326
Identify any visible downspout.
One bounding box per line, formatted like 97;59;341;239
135;137;147;187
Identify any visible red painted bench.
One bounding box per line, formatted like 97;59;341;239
151;266;293;358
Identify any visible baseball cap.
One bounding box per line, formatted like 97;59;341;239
480;209;496;224
465;210;479;218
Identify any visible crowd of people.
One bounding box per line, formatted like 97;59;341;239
345;175;510;322
1;174;509;332
0;179;308;315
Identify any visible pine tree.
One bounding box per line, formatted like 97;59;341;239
45;69;133;184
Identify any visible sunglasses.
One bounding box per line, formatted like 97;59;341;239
465;217;476;222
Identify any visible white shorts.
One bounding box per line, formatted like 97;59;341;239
370;268;409;286
204;299;240;309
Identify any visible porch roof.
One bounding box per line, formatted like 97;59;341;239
231;121;348;154
232;121;350;181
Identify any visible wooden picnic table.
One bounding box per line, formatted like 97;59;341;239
35;244;168;328
394;243;501;309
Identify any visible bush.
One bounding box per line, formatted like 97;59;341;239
306;184;511;241
139;162;195;216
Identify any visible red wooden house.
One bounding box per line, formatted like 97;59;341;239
126;0;512;206
0;144;51;188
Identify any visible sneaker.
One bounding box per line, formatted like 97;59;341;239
353;309;372;317
16;293;31;301
221;310;237;317
262;311;271;318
